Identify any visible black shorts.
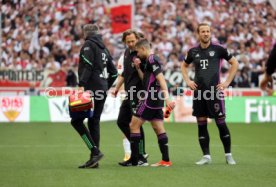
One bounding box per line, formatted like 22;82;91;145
192;90;226;118
134;101;163;121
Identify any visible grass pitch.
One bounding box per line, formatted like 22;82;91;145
0;122;276;187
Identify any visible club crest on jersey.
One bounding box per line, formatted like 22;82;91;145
209;51;215;56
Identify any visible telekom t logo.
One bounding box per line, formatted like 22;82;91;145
200;59;208;69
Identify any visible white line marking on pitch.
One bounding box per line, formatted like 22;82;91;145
0;144;275;148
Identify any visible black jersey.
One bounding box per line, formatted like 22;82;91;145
143;54;164;109
122;48;145;98
266;44;276;76
185;42;233;89
78;34;117;92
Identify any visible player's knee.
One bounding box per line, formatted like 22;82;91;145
117;117;126;128
153;125;165;135
215;116;226;125
116;118;122;126
70;118;82;128
129;122;138;132
88;117;100;125
151;124;158;133
197;117;207;125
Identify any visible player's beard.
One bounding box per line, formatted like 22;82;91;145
201;37;210;44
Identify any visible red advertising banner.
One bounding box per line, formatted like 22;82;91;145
110;5;132;34
0;69;66;87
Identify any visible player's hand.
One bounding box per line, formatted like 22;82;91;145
78;87;84;93
164;101;176;118
216;82;229;91
133;57;141;69
166;101;176;110
187;80;198;90
260;74;272;91
266;88;273;96
111;88;119;97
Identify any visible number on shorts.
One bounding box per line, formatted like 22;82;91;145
214;103;220;113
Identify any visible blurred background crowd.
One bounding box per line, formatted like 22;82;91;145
1;0;275;88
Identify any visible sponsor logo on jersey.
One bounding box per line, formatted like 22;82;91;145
200;59;209;69
195;53;200;57
84;47;90;51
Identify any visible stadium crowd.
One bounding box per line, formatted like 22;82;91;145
1;0;275;88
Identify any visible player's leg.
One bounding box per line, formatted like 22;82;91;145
88;92;107;148
117;100;132;139
131;100;148;159
139;127;147;157
117;100;147;161
150;119;172;167
129;116;144;165
119;115;144;167
117;100;132;161
195;116;211;165
207;92;236;165
193;90;211;165
215;116;236;165
71;118;103;168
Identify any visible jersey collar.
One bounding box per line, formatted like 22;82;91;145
199;42;212;50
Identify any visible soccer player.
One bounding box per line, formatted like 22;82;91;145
113;29;148;165
181;23;238;165
119;38;175;167
71;24;117;168
260;44;276;93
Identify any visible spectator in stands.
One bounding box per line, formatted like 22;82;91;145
24;82;40;96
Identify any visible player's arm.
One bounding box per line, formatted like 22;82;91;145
217;56;238;90
114;75;124;94
181;62;197;90
150;57;174;107
156;73;174;108
265;44;276;76
112;54;125;96
102;48;118;89
133;57;144;80
260;44;276;90
78;43;94;87
107;59;118;89
180;49;197;90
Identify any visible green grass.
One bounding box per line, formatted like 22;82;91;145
0;122;276;187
